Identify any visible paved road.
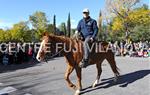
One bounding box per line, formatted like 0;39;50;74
0;57;149;95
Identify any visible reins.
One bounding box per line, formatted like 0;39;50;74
44;36;70;63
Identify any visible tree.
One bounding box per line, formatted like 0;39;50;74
111;5;150;41
29;11;49;40
59;22;67;36
3;30;12;42
128;8;150;27
63;23;67;36
104;0;141;42
10;21;31;42
0;22;32;42
53;15;56;34
0;29;5;42
105;0;141;18
67;13;71;37
131;25;150;41
29;11;48;31
107;30;125;42
47;24;55;34
112;7;150;31
97;10;105;41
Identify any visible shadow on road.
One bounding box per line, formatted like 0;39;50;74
0;62;38;73
80;70;150;94
0;57;57;73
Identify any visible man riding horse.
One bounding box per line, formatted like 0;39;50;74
77;8;98;68
36;8;119;95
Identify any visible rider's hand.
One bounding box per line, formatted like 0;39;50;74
90;37;94;42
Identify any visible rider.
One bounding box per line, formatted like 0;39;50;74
77;8;98;68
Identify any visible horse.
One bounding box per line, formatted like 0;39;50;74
36;33;120;95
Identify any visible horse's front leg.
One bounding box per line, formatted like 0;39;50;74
64;64;76;90
74;66;82;95
92;62;102;88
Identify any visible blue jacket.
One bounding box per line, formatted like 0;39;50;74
77;17;98;39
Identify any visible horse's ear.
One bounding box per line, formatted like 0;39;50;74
40;32;49;41
41;36;49;43
42;32;49;37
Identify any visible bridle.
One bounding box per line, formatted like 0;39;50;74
44;47;64;63
42;36;70;63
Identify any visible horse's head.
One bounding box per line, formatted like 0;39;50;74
36;32;52;62
36;32;75;62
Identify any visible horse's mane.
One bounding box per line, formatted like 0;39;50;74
42;32;82;44
43;33;109;52
48;34;82;44
50;35;72;41
45;34;108;48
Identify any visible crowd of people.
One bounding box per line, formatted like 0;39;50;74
0;47;36;66
0;40;149;66
110;41;150;57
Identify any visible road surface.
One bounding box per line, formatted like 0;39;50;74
0;57;150;95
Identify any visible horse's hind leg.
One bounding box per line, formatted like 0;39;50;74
106;53;120;82
92;60;103;88
65;64;76;90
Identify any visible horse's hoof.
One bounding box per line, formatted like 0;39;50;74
73;86;77;90
70;84;77;90
113;74;120;83
74;89;80;95
92;84;97;88
92;80;99;88
113;77;118;83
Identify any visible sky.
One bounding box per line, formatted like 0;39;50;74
0;0;149;29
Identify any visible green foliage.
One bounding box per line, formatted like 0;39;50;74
0;29;5;42
47;24;55;33
0;21;32;42
107;31;125;42
58;22;67;36
4;30;12;42
71;29;76;37
111;17;124;31
128;8;150;27
0;11;55;42
10;21;31;42
53;15;56;34
29;11;49;40
0;6;148;42
107;5;150;41
131;25;150;41
67;13;71;37
29;11;48;30
112;9;149;31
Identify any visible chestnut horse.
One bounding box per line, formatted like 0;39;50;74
36;33;120;95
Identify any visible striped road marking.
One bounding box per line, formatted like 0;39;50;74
0;83;32;95
24;93;32;95
0;86;17;95
0;83;3;86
